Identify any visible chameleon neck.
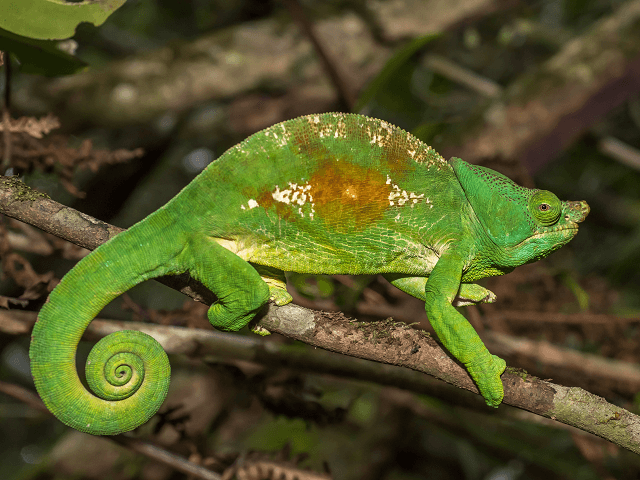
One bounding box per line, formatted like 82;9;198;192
29;207;186;435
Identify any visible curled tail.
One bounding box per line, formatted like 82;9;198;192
30;208;186;435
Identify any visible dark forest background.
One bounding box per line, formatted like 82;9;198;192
2;0;640;478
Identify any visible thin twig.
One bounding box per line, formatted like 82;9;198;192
0;380;222;480
485;331;640;398
112;437;222;480
2;51;11;170
423;54;503;98
281;0;356;110
598;136;640;171
490;309;640;324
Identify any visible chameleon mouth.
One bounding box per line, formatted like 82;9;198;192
531;223;579;241
547;222;579;232
511;223;578;248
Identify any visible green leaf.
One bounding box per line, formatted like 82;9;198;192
0;0;126;40
354;33;440;113
0;27;87;76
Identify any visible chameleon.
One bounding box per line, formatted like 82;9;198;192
29;113;589;435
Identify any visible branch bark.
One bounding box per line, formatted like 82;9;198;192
2;177;640;454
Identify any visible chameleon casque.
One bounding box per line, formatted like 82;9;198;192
30;113;589;435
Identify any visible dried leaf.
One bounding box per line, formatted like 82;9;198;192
0;219;58;305
0;295;29;309
0;113;144;196
224;460;331;480
222;448;332;480
0;113;60;138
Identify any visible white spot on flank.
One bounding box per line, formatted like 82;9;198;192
387;180;424;207
270;182;315;218
241;198;260;211
265;123;291;147
272;185;292;204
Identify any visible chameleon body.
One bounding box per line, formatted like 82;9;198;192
30;113;589;435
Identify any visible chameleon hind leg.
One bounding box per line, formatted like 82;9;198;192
252;264;293;306
187;235;270;332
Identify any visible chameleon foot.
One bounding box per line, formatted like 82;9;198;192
268;286;293;306
466;354;506;407
453;284;497;307
251;324;271;336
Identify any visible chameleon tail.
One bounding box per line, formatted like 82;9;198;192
29;208;186;435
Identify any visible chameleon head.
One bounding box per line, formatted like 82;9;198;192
450;157;589;268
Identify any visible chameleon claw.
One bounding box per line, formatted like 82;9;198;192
269;287;293;306
251;324;271;336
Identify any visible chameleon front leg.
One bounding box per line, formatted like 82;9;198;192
383;274;496;306
421;253;506;407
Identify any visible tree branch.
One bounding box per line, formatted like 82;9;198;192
2;177;640;454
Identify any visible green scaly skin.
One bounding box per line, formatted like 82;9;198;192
29;113;589;435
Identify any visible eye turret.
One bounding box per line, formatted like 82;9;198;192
529;190;561;226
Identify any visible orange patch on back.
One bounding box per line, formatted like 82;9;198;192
308;160;391;233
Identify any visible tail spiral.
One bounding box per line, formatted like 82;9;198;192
30;209;184;435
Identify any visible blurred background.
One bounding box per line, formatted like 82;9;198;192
1;0;640;478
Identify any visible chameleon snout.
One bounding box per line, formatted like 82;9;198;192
564;200;589;224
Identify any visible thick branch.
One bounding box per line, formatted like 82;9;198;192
2;178;640;454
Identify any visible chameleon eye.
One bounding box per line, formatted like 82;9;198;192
529;191;561;226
